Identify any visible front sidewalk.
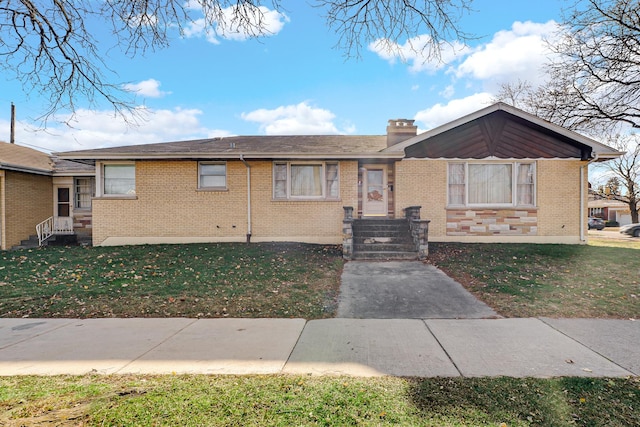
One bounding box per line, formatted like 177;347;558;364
0;317;637;377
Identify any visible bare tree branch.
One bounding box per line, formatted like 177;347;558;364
317;0;473;60
0;0;474;123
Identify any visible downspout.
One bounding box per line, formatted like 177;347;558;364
580;152;599;242
239;155;252;242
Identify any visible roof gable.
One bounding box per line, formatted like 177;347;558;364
404;109;593;160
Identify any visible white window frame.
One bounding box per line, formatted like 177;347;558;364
198;161;227;190
273;161;340;200
97;162;136;197
74;177;95;209
447;161;536;208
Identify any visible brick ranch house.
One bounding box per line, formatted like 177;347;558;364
2;103;622;256
0;142;93;250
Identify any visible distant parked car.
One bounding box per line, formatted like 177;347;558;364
588;217;605;230
620;223;640;237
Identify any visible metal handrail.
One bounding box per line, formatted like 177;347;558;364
36;216;74;246
36;216;54;246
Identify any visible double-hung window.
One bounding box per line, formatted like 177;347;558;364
199;162;227;189
102;163;136;196
273;162;339;200
448;162;535;207
75;177;95;209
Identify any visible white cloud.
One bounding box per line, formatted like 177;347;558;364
369;35;470;73
454;20;560;85
184;5;289;44
123;79;170;98
241;102;348;135
2;108;231;153
414;92;494;130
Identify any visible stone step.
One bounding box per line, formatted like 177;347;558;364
351;251;418;261
354;244;416;253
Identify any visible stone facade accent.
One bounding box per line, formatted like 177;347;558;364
446;208;538;236
342;206;354;260
404;206;430;259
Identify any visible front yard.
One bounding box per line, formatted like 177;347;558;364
1;239;638;319
1;240;639;426
0;243;343;319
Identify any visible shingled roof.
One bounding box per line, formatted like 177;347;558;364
57;135;399;162
0;141;54;174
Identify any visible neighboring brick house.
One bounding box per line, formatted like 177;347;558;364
55;103;621;249
0;141;94;250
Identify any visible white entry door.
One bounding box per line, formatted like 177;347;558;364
362;165;388;217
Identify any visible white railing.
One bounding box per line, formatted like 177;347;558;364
36;216;75;246
36;217;54;246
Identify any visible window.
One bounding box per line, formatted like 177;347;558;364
75;177;95;209
103;164;135;195
57;188;70;216
273;162;339;199
448;162;535;207
199;162;226;189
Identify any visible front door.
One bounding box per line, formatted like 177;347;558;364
362;165;388;217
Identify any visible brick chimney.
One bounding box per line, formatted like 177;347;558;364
386;119;417;147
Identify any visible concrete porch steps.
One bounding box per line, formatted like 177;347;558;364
10;234;79;251
351;218;417;260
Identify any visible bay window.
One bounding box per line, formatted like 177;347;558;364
274;162;339;199
448;162;535;207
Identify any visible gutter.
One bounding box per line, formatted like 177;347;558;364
239;155;252;242
581;152;599;242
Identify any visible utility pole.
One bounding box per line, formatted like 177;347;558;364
10;102;15;144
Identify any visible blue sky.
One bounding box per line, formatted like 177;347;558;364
0;0;570;153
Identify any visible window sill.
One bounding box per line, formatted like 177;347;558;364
272;198;342;202
197;188;228;192
94;195;138;200
446;205;538;210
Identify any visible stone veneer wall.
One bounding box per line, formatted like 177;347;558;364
446;208;537;236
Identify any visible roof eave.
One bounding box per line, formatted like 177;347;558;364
0;163;53;175
58;152;404;161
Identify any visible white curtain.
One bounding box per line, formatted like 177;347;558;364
199;163;226;188
517;163;535;205
448;163;465;205
104;165;135;195
274;163;287;198
291;165;322;197
326;163;339;198
469;164;512;204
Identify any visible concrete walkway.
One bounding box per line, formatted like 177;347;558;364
0;317;637;377
337;261;498;319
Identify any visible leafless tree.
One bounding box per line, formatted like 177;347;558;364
0;0;473;122
591;134;640;223
493;0;640;222
542;0;640;131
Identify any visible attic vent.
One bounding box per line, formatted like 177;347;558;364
230;142;236;149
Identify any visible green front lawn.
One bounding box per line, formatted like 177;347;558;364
1;239;638;319
1;375;638;426
0;243;343;319
427;241;640;319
